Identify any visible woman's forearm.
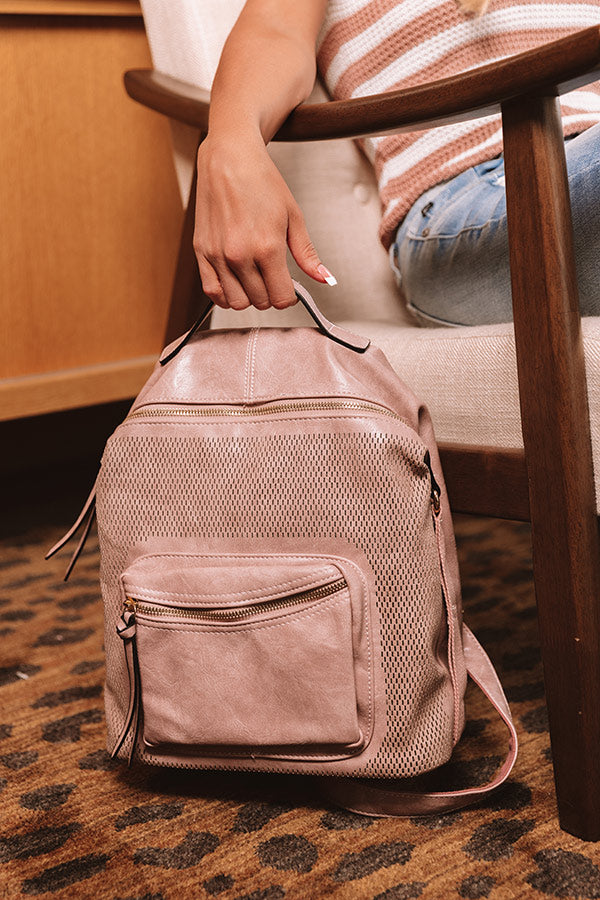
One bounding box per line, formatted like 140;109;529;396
194;0;333;313
209;0;327;145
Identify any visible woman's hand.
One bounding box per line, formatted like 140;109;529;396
194;132;334;311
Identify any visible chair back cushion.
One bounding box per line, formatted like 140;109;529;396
140;0;243;89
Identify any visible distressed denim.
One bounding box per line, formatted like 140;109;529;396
389;123;600;326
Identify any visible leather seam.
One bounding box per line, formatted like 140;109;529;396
248;328;259;403
136;388;411;404
117;414;420;443
243;330;252;403
137;751;363;767
434;509;462;745
122;570;340;604
125;552;352;563
243;328;259;404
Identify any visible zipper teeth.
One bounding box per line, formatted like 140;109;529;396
128;577;347;621
127;400;403;422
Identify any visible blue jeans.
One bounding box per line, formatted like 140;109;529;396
389;123;600;326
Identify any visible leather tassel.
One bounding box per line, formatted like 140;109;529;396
45;479;97;581
111;610;140;765
63;501;96;581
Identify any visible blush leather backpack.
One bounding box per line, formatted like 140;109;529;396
48;281;517;816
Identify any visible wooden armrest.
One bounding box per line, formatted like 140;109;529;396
125;26;600;141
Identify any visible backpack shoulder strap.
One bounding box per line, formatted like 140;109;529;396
321;626;518;817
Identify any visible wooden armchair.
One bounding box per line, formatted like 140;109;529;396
124;26;600;841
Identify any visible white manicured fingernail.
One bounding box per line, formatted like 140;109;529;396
318;264;337;286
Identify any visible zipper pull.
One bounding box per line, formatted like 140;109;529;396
424;451;442;515
112;598;140;764
117;598;137;641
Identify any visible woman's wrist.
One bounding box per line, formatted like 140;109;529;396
206;105;266;143
199;128;278;182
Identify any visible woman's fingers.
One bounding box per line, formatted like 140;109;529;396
255;242;297;309
199;234;330;311
225;254;271;310
200;252;276;311
209;262;252;311
196;258;228;308
197;257;252;310
198;241;297;311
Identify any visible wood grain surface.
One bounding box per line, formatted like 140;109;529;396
124;27;600;141
502;94;600;841
0;2;141;15
0;14;182;418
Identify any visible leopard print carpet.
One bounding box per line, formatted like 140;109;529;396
2;489;600;899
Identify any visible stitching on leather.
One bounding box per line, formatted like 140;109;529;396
122;568;340;604
243;330;252;403
139;755;360;768
122;557;337;598
137;387;414;404
341;559;373;739
126;552;350;563
433;510;462;745
466;632;506;701
248;328;259;403
243;328;259;403
124;575;333;598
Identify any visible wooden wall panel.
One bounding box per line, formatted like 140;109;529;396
0;2;141;15
0;14;184;417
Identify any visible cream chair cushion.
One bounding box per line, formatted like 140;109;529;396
139;0;600;508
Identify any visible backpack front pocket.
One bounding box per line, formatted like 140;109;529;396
115;544;376;764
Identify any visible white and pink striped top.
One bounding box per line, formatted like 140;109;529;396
317;0;600;247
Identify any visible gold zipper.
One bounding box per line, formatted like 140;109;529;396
126;399;406;422
124;576;347;621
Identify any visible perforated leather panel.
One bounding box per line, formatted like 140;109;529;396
98;419;456;777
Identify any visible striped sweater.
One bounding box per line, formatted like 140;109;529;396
316;1;600;247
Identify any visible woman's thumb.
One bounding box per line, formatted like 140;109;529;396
287;211;337;286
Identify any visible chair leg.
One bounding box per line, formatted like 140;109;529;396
163;153;210;346
502;95;600;840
